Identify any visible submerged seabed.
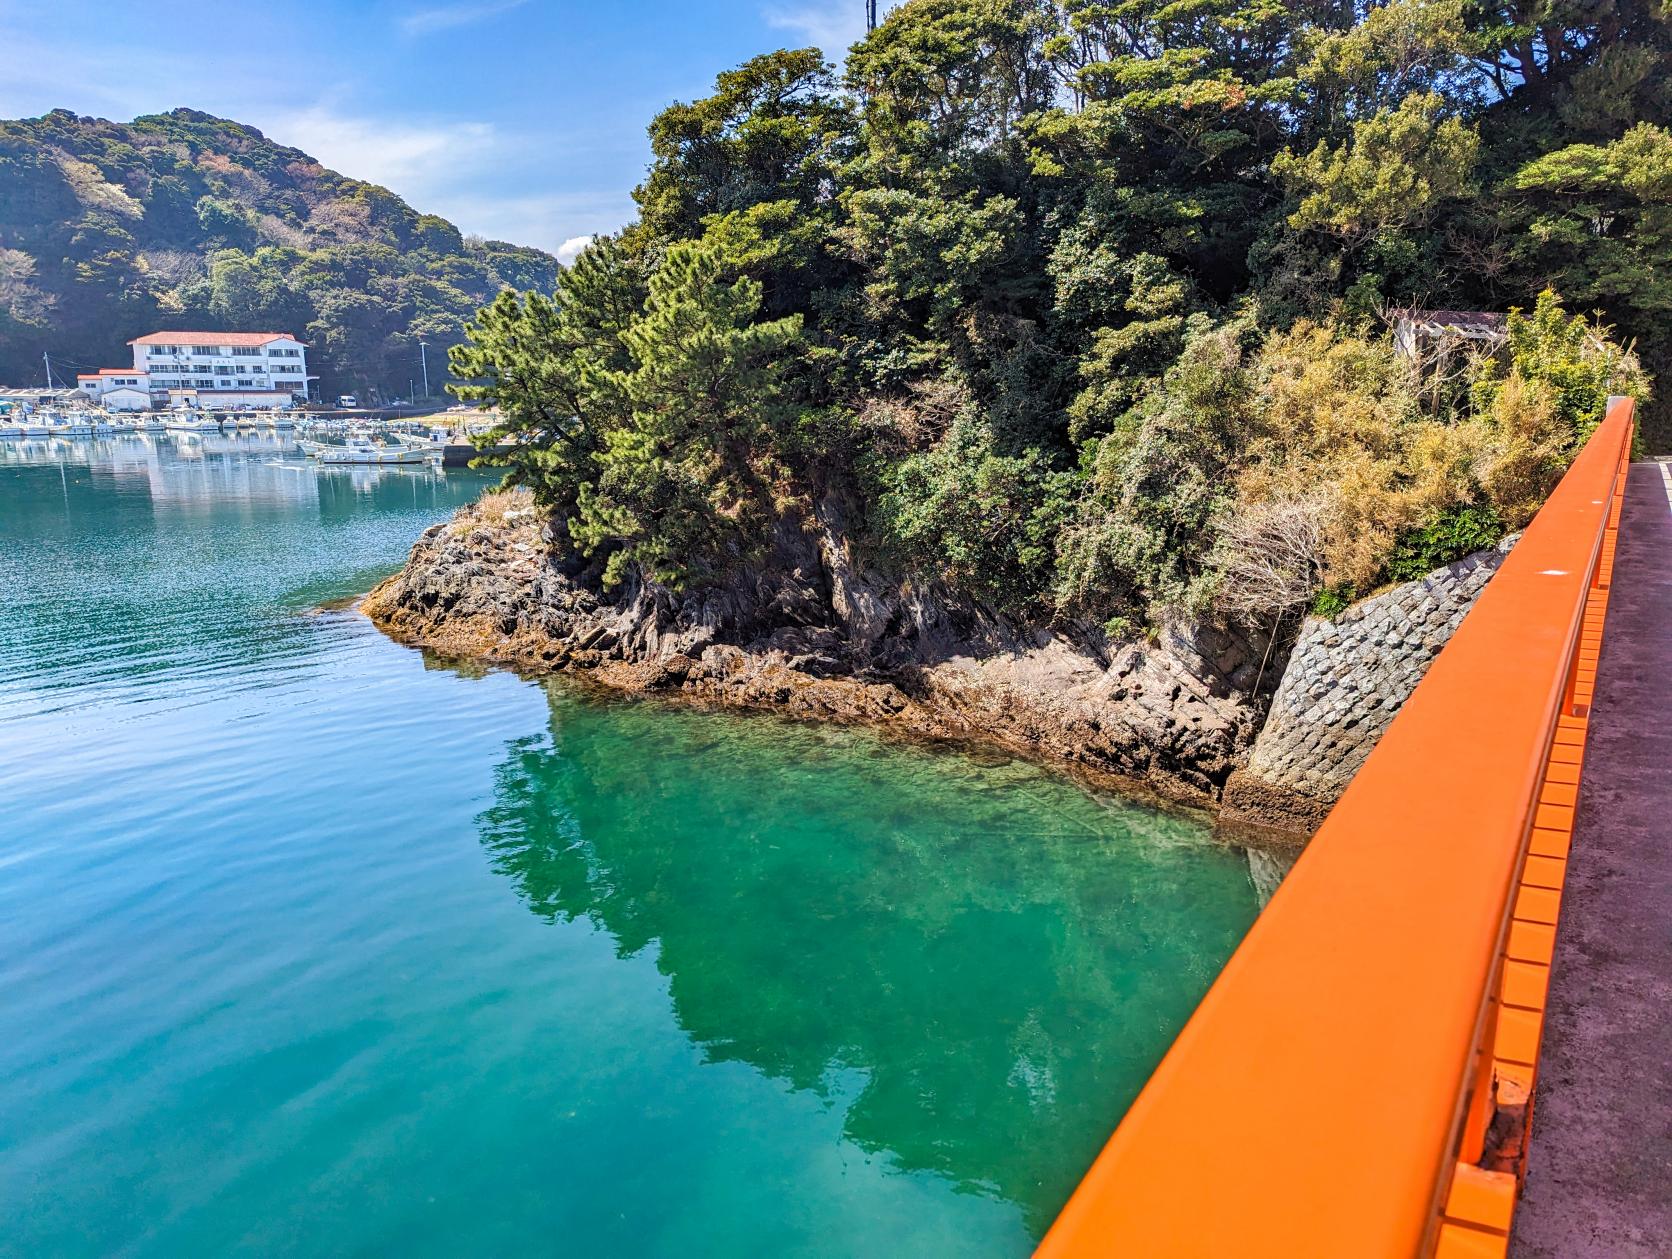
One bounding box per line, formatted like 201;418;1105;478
0;435;1263;1257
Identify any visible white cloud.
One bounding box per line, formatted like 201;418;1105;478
258;109;602;248
433;192;634;256
0;25;192;120
400;0;529;37
762;2;894;59
253;110;635;255
0;4;630;264
260;106;500;200
555;235;595;265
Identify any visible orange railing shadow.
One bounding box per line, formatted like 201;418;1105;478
1037;398;1636;1259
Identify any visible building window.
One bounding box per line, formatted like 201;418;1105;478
231;347;262;357
196;379;215;388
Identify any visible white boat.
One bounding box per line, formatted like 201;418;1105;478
164;415;222;434
140;417;168;433
303;436;440;465
395;432;447;454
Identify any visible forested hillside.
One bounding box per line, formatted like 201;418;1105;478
463;0;1667;633
0;108;556;399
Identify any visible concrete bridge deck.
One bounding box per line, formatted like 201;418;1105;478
1513;460;1672;1258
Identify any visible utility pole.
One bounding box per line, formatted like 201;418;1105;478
419;341;430;400
866;0;877;32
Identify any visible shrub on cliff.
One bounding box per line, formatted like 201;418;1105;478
1472;292;1649;445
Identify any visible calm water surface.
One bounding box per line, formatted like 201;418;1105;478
0;434;1262;1257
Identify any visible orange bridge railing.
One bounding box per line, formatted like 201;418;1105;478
1037;397;1636;1259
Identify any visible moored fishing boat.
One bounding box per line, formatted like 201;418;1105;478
302;436;440;465
164;414;222;434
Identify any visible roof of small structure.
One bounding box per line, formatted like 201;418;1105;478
1395;309;1509;334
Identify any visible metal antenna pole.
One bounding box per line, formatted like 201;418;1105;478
420;342;430;400
867;0;877;32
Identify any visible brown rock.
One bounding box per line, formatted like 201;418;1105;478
363;496;1269;806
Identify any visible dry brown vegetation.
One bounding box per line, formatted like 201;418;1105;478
1234;322;1479;593
458;486;537;533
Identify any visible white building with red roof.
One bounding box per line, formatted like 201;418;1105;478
76;368;153;411
125;331;315;407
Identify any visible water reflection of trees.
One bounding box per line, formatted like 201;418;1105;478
0;440;492;698
477;688;1261;1231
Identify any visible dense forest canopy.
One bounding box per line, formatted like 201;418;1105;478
460;0;1665;633
0;107;557;399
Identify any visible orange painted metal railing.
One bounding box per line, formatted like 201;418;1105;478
1037;397;1636;1259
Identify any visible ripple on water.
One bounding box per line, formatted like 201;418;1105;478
0;437;1262;1258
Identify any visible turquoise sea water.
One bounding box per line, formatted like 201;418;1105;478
0;434;1262;1257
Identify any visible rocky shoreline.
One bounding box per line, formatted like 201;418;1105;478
364;493;1507;836
363;494;1273;810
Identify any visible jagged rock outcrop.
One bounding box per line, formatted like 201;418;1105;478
363;496;1268;806
1218;537;1517;834
366;494;1520;823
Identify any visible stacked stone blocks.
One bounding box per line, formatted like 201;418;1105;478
1220;537;1516;833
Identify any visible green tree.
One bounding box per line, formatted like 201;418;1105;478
1504;125;1672;328
1275;92;1481;240
1472;289;1648;441
633;49;847;243
451;237;643;518
568;242;803;588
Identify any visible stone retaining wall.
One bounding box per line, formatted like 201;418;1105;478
1220;537;1516;834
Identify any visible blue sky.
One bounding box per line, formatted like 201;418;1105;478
0;1;896;261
